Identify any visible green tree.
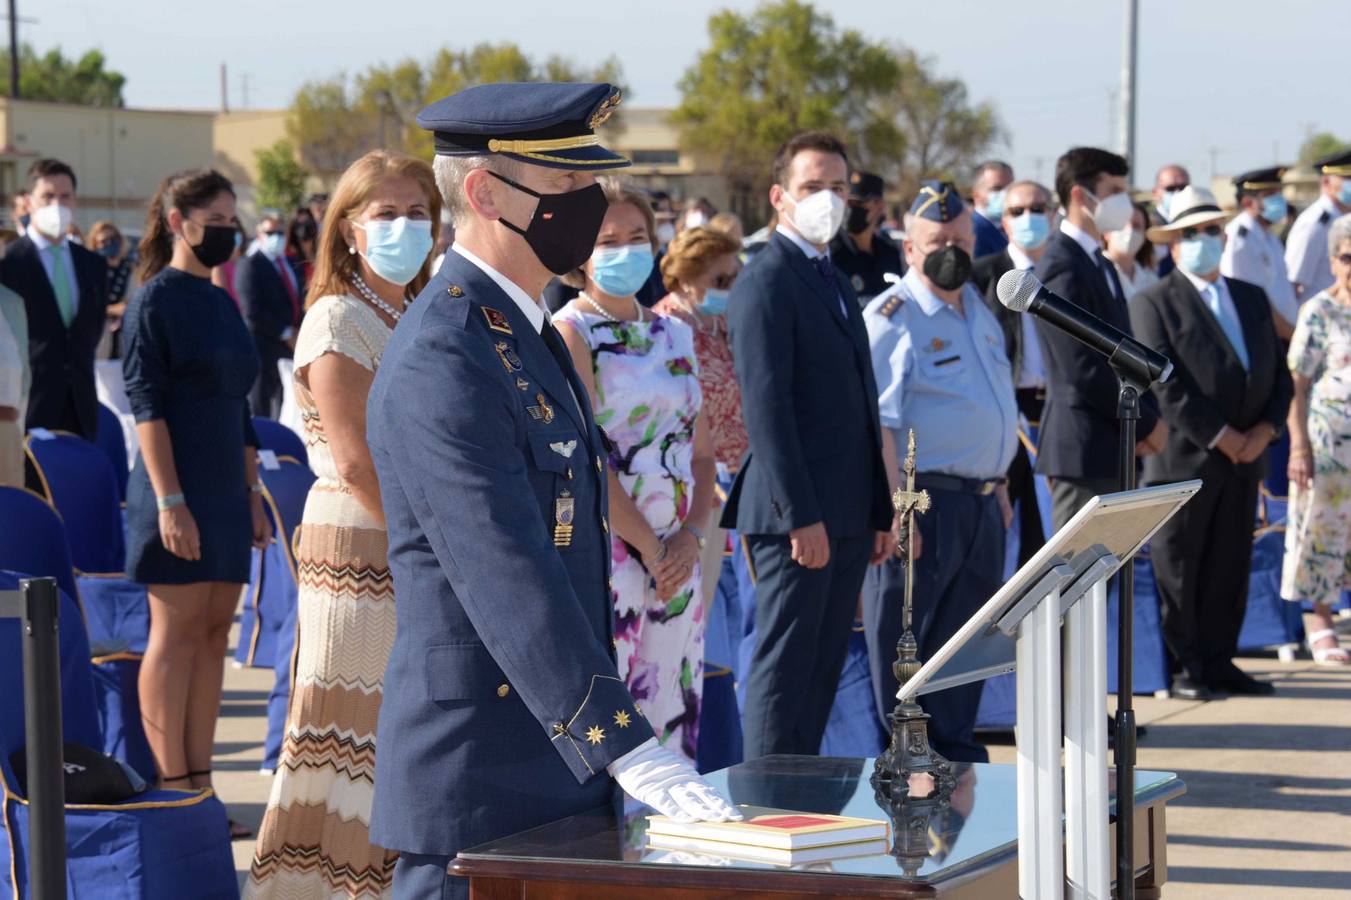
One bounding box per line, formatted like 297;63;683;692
0;44;126;106
290;43;626;173
254;140;308;212
672;0;900;219
1299;132;1349;166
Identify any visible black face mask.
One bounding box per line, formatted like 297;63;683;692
188;223;239;268
922;244;972;291
488;171;609;275
296;222;316;241
846;204;872;235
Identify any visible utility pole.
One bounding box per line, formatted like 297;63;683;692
8;0;18;99
220;63;229;113
1119;0;1138;185
242;73;249;109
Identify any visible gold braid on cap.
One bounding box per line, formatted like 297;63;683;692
911;184;953;222
487;135;602;154
1323;164;1351;177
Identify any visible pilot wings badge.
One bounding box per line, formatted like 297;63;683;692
549;440;577;459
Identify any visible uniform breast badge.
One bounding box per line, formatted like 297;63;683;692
495;341;523;373
549;439;577;458
529;393;555;424
554;490;575;547
516;377;530;391
483;306;513;334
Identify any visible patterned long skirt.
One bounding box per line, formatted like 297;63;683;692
246;490;398;899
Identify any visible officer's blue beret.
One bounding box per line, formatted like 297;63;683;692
908;180;966;224
1316;148;1351;177
416;82;630;171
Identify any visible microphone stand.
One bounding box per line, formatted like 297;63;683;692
1112;369;1143;900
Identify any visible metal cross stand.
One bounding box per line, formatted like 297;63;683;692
0;577;66;899
893;483;1199;899
871;430;954;799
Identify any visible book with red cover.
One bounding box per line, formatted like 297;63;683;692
645;806;889;851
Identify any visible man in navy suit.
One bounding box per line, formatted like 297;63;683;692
1;158;108;440
237;212;302;418
970;160;1013;259
722;131;893;759
1034;147;1168;529
367;82;736;900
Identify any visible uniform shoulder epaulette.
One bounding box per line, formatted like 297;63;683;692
1320;210;1332;225
878;292;905;318
1236;224;1248;238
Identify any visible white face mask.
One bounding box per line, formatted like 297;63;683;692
33;202;72;240
1085;189;1133;234
1109;228;1145;257
785;188;846;245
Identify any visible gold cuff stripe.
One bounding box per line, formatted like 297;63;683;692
488;135;601;154
1323;165;1351;176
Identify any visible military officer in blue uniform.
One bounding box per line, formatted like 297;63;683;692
829;170;906;305
1286;149;1351;300
861;181;1018;762
1221;166;1297;338
366;82;737;900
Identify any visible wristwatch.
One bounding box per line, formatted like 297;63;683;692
682;523;706;549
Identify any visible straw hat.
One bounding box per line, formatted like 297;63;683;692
1146;186;1230;243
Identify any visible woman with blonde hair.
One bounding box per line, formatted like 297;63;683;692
247;149;439;898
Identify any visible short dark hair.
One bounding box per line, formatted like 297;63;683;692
973;159;1013;182
1055;147;1127;209
27;158;77;192
772;131;848;188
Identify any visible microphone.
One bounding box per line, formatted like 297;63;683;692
997;268;1173;387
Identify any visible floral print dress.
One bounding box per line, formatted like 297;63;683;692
554;300;705;762
1282;291;1351;605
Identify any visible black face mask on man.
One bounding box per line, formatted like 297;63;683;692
922;244;972;291
845;204;872;235
489;171;609;275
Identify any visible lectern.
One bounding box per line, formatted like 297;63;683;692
897;482;1199;900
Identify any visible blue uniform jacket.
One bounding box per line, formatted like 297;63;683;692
720;231;891;538
366;249;654;857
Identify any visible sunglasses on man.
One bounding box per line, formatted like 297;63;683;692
1337;253;1351;266
1180;225;1223;240
1007;204;1048;217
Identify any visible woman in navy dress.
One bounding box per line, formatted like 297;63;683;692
122;168;271;835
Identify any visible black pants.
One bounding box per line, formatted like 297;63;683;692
863;489;1003;762
250;344;287;420
1050;476;1120;532
1010;389;1046;566
741;532;873;758
1149;471;1260;682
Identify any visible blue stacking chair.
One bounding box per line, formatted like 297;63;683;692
819;624;887;757
95;403;131;501
0;487;155;783
255;457;316;771
1239;485;1306;655
1111;552;1171;696
251;416;308;468
0;572;237;900
24;431;126;576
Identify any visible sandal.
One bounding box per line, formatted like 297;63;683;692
191;769;255;840
1308;629;1350;667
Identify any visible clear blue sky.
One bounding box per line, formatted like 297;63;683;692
26;0;1348;187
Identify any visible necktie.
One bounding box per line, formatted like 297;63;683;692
1094;250;1126;306
275;256;300;325
541;320;584;422
47;245;74;328
812;255;845;316
1204;282;1249;370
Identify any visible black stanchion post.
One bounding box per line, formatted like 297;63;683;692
1114;380;1139;899
21;577;66;900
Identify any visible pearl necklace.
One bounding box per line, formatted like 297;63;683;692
350;273;405;322
580;292;644;323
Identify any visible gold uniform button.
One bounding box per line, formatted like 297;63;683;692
496;684;510;698
602;518;609;533
553;722;566;735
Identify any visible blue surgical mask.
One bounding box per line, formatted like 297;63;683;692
354;216;434;286
983;189;1006;221
1259;194;1288;225
590;243;654;297
1339;180;1351;207
1178;235;1224;276
261;232;286;257
700;287;730;316
1157;189;1180;221
1009;212;1049;250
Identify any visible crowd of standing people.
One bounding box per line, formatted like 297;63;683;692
2;74;1350;898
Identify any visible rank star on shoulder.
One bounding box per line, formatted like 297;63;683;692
585;725;606;745
613;710;631;728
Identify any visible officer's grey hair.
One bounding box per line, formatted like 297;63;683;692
433;155;522;226
1329;213;1351;259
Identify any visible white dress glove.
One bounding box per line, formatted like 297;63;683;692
607;737;743;824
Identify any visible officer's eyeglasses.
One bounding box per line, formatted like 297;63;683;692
1007;204;1048;217
1180;225;1223;240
